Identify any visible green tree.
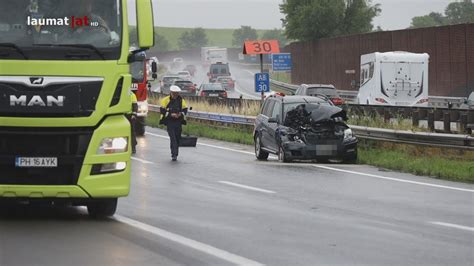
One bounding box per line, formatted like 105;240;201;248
445;0;474;24
154;33;170;52
411;12;446;28
280;0;380;41
342;0;381;34
232;26;258;47
262;29;288;46
178;28;209;50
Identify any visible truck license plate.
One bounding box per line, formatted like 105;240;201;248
209;94;218;97
15;157;58;168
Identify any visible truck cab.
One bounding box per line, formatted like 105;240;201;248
0;0;155;217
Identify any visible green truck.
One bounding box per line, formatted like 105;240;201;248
0;0;154;217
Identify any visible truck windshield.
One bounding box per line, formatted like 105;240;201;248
0;0;122;60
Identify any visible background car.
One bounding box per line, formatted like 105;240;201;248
177;71;192;81
173;80;197;96
171;57;184;69
160;75;183;94
295;84;345;106
208;62;230;82
254;95;358;163
215;76;235;90
183;65;197;76
198;83;228;98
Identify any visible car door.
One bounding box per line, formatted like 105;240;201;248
267;101;282;151
261;100;276;150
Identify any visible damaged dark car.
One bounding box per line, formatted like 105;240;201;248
254;95;358;163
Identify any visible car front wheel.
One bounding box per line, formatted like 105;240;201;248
255;135;269;160
278;145;292;163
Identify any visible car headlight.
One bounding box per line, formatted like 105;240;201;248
344;128;353;140
97;137;128;154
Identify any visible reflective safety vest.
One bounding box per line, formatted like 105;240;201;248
129;91;138;115
159;96;188;125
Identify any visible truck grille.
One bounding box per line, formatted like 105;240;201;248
0;127;93;185
0;81;102;117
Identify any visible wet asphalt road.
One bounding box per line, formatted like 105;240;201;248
1;127;473;266
153;62;262;100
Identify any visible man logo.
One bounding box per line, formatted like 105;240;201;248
30;77;44;85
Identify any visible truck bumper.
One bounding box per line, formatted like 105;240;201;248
0;115;131;199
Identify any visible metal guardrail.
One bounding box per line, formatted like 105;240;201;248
148;104;473;150
270;80;470;109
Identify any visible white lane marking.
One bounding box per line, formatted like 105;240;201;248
244;70;255;76
131;157;154;165
234;84;261;100
146;132;256;156
219;181;276;194
115;215;264;266
146;131;473;193
313;165;474;193
430;222;474;232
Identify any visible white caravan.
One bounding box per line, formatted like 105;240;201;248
357;52;430;106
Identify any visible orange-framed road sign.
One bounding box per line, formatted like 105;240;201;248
243;40;280;55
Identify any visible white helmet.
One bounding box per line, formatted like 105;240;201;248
170;85;182;93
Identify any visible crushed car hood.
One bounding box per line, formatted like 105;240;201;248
284;104;347;130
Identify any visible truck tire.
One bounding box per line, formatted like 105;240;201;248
135;117;146;136
87;198;118;218
255;135;269;160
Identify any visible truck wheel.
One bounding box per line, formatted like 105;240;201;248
87;198;118;218
135;118;146;137
255;135;269;160
278;145;292;163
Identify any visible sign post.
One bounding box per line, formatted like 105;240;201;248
243;40;280;101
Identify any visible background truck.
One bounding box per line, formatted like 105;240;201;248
0;0;155;217
357;52;430;107
130;51;158;136
207;48;228;64
201;46;218;67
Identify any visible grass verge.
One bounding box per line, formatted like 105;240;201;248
146;112;474;183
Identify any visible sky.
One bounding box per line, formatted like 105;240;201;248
128;0;460;30
129;0;456;30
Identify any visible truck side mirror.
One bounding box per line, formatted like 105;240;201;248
136;0;154;49
151;62;158;73
152;73;158;80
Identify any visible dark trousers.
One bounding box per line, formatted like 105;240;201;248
167;121;182;157
126;114;137;152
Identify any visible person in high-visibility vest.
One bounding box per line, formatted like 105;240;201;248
160;86;188;161
128;91;138;154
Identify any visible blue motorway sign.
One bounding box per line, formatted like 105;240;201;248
255;73;270;93
272;53;292;72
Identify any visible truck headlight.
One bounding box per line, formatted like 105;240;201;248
97;137;128;154
344;129;353;140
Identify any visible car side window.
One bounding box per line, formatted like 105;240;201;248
263;100;275;117
271;102;282;121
